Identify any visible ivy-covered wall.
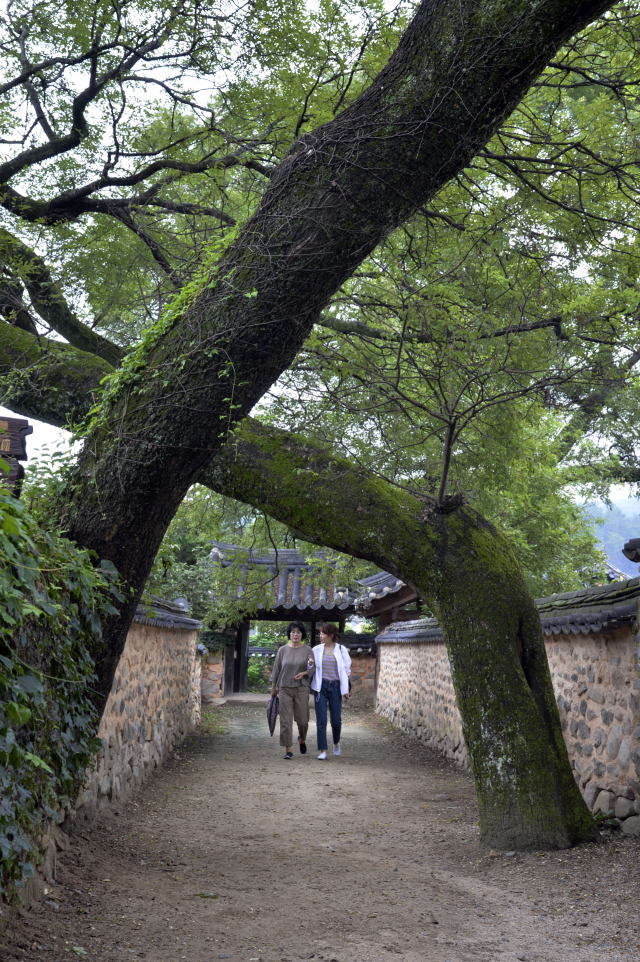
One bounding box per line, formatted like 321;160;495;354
0;484;121;901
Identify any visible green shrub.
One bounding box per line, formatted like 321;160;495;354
247;656;271;690
0;481;121;898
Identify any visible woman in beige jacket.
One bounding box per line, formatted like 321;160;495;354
270;622;315;759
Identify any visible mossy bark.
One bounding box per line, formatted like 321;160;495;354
0;322;112;427
203;419;595;851
0;228;124;366
3;0;614;709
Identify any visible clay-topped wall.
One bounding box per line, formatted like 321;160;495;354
376;625;640;827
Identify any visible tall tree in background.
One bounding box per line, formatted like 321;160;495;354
3;0;635;848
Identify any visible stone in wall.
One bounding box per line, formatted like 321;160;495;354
75;621;200;822
347;651;377;708
201;651;225;705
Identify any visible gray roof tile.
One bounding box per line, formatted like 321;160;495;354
133;597;201;631
376;576;640;644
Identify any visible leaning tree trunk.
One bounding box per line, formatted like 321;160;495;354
46;0;611;703
203;419;595;851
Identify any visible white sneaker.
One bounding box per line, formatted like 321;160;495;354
333;743;341;756
318;751;327;760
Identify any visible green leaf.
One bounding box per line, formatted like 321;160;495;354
18;674;43;696
5;702;31;726
23;752;54;774
2;513;20;537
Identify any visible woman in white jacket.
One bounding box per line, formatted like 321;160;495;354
310;623;351;760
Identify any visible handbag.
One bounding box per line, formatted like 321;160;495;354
266;694;279;736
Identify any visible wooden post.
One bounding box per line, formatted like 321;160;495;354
234;618;250;693
223;644;234;696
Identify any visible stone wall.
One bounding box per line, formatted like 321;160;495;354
201;650;226;705
348;651;377;708
76;612;200;823
552;628;640;825
376;638;469;769
376;627;640;826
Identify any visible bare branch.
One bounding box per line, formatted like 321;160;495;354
316;313;569;344
110;210;182;287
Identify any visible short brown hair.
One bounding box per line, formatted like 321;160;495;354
318;622;340;642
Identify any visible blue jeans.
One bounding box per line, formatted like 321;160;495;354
314;679;342;751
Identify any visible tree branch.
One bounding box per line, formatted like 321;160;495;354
200;417;594;850
0;270;39;335
316;313;568;344
109;210;182;287
0;131;277;226
0;321;112;427
143;198;236;225
0;33;166;186
0;49;120;96
0;229;124;365
555;347;640;461
18;26;57;142
55;0;617;705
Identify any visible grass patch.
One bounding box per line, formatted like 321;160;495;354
199;709;229;736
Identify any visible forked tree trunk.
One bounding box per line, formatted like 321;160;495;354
204;420;595;850
50;0;611;701
0;0;610;847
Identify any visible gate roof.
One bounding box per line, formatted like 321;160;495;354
209;541;358;619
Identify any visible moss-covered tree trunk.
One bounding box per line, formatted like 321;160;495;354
42;0;610;702
1;0;611;848
203;419;595;850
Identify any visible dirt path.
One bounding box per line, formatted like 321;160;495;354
4;699;640;962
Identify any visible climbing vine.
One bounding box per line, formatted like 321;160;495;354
0;473;122;898
78;223;247;439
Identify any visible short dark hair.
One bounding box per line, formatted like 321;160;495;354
318;622;340;642
286;621;307;640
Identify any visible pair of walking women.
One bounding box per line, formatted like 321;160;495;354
270;621;351;760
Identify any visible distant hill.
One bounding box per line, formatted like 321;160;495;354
609;496;640;518
584;503;640;578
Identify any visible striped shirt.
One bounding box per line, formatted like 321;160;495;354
322;651;340;681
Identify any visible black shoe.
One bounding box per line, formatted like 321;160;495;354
284;751;293;759
298;737;307;755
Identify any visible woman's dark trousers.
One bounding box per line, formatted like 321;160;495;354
314;679;342;751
